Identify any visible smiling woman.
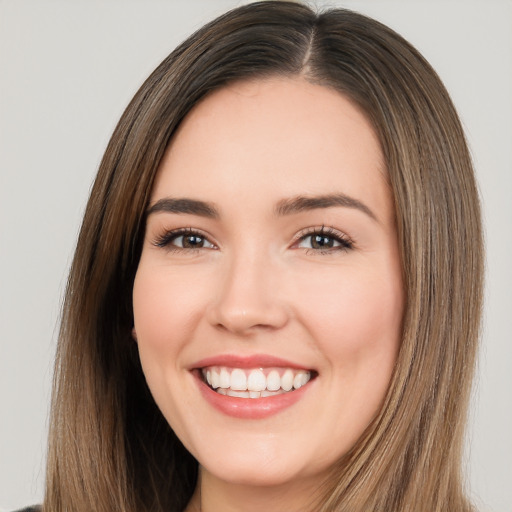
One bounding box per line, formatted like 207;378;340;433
133;79;404;502
36;2;483;512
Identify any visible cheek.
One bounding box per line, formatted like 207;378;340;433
132;265;209;352
286;261;403;458
132;264;211;429
293;262;403;372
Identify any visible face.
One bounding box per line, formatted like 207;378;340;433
133;77;404;496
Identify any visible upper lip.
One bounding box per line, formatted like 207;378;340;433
190;354;313;371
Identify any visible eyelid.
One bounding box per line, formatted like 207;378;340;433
152;227;218;250
291;225;354;251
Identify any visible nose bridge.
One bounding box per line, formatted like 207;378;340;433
207;242;287;334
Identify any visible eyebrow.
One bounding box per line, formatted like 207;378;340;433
146;198;219;218
274;194;378;222
146;193;377;222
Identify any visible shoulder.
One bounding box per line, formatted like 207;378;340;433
11;507;41;512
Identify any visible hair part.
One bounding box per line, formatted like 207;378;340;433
43;2;483;511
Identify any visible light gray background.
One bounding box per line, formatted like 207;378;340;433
1;1;511;510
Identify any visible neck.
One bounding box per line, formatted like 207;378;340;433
184;466;324;512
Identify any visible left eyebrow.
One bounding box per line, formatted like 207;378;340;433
274;194;378;222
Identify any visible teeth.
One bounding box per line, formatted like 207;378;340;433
230;369;247;391
227;389;249;398
261;389;286;397
293;372;309;389
266;370;281;391
211;369;220;389
247;369;266;391
219;368;230;388
281;369;294;391
202;366;312;397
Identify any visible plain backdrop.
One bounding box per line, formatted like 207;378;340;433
1;1;511;510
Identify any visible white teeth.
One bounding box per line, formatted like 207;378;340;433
219;368;230;388
261;389;285;397
211;368;220;389
281;369;294;391
230;369;247;391
266;370;281;391
247;369;266;391
202;366;313;397
293;371;309;389
226;389;249;398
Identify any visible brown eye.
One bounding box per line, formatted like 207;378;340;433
180;234;207;248
296;229;353;252
154;229;216;250
171;233;215;249
310;234;335;249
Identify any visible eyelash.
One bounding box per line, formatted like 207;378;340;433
152;226;354;254
293;226;354;254
153;227;216;252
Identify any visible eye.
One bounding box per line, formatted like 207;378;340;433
154;228;216;251
295;227;353;253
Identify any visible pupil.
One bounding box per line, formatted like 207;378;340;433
312;235;333;249
183;235;203;248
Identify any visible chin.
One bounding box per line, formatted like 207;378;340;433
203;457;310;488
190;432;330;489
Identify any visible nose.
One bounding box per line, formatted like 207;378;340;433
206;250;289;335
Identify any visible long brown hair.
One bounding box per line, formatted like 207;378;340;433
43;2;483;511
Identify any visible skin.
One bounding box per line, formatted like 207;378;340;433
132;77;404;512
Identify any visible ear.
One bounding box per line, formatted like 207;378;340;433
131;327;138;342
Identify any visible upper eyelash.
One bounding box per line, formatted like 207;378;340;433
294;225;354;251
152;227;212;250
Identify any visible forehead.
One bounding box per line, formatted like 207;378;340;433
152;77;391;221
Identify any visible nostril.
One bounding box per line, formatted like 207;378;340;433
209;306;287;334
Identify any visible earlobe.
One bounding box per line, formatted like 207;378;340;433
131;327;138;342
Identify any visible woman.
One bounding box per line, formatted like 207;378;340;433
33;1;483;511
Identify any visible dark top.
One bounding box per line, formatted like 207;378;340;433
13;507;41;512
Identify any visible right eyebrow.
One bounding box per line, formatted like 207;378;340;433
146;197;220;219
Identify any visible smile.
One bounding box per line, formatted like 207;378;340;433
201;366;312;398
192;355;317;418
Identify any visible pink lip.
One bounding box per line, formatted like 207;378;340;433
190;354;315;420
191;354;310;370
194;373;312;419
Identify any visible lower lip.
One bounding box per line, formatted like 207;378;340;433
194;372;312;419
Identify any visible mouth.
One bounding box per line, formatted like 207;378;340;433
191;355;317;418
200;366;316;399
